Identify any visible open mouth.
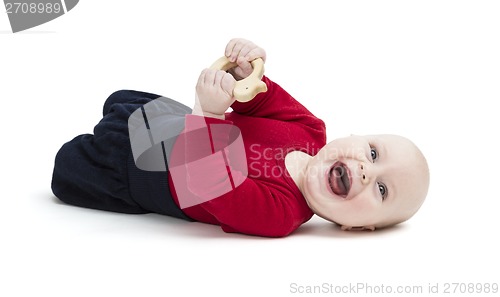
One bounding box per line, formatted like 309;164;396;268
328;161;351;198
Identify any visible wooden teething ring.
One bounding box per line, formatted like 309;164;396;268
209;56;267;102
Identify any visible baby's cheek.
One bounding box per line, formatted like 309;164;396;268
350;192;380;214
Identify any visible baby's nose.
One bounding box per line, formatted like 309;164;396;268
359;162;370;185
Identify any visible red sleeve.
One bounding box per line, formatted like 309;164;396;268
231;76;324;129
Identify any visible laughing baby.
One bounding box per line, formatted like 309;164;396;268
51;38;429;237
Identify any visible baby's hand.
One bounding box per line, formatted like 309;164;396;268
225;38;266;81
193;68;236;119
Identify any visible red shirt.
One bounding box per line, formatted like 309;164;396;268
168;76;326;237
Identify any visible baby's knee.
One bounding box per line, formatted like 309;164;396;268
103;90;133;115
107;90;131;101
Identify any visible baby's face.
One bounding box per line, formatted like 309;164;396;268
302;134;429;229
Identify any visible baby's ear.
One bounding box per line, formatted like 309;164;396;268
341;225;375;231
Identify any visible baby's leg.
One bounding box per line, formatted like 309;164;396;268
102;90;163;116
51;90;162;214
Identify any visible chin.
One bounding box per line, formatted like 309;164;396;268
316;213;339;225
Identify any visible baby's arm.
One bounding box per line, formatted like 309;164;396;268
192;38;320;127
225;39;322;129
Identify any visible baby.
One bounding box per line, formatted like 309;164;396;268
51;38;429;237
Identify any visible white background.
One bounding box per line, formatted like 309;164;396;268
1;1;499;296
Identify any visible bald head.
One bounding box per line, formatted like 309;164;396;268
370;135;430;228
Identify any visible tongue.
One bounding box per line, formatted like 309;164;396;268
330;167;348;196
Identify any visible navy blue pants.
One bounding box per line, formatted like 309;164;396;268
51;90;193;221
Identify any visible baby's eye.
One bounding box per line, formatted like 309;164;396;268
370;147;378;162
378;182;387;200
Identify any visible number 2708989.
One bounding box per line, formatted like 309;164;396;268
5;2;62;14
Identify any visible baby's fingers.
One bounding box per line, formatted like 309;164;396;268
225;38;252;62
235;57;253;75
237;42;266;63
196;69;208;89
220;72;236;97
198;68;222;86
243;47;266;63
